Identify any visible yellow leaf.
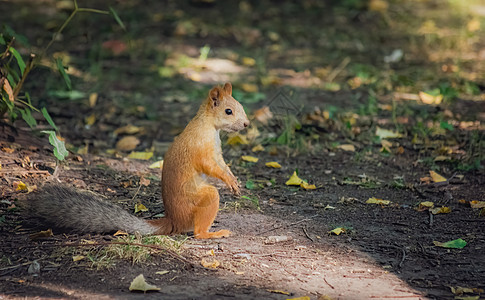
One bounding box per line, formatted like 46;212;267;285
240;83;258;93
376;127;402;139
329;227;346;235
380;139;392;153
84;114;96;126
128;151;153;160
242;155;258;162
287;297;311;300
470;201;485;209
417;201;434;211
252;144;265;152
201;257;220;269
226;133;249;145
267;290;290;295
300;182;316;190
114;125;142;135
139;177;150;186
88;92;98;108
434;156;450;162
149;160;164;169
265;161;281;168
129;274;160;292
419;91;443;105
113;230;129;236
29;229;53;240
156;271;170;275
134;203;148;213
467;18;480;32
15;181;27;191
116;136;140;151
338;144;355;152
431;206;451;214
72;255;85;262
188;72;201;82
253;106;273;124
242;57;256;66
366;197;391;205
369;0;388;12
2;79;14;102
429;170;446;183
285;171;304;186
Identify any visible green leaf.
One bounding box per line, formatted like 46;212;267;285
41;130;68;161
9;48;26;76
55;58;72;90
0;34;5;45
245;180;255;190
109;7;126;31
48;90;86;100
41;107;58;131
440;121;454;131
433;238;467;249
20;108;37;128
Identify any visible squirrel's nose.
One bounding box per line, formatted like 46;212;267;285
244;121;249;127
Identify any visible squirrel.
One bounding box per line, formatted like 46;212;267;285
27;82;249;239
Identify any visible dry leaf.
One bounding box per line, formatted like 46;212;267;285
366;197;391;205
242;57;256;66
2;79;14;102
338;144;355;152
72;255;85;262
267;289;290;295
300;182;316;190
116;136;140;151
139;177;150;187
14;181;28;191
201;257;220;269
113;230;129;236
470;201;485;209
29;229;53;240
253;106;273;124
149;160;164;169
252;144;265;152
265;161;281;168
376;127;402;139
240;83;258;93
129;274;160;292
88;93;98;108
380;139;392;153
102;40;128;56
242;155;258;163
134;203;148;213
434;156;450;162
417;201;434;211
155;271;170;275
114;125;142;135
329;227;346;235
84;114;96;126
285;171;304;186
419;91;443;105
128;151;153;160
226;133;249;145
429;170;447;183
430;206;451;214
287;297;310;300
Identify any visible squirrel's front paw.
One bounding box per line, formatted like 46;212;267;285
229;178;241;196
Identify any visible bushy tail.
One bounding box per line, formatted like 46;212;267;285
25;184;171;235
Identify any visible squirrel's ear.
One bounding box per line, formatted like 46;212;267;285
209;87;220;107
223;82;232;95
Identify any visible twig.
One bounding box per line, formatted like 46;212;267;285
302;226;314;242
379;244;406;268
428;211;433;227
327;57;351;82
323;277;335;289
257;214;320;235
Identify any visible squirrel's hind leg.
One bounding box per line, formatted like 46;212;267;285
192;185;231;239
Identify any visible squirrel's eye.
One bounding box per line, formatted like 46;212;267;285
225;109;233;115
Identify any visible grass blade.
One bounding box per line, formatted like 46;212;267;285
109;7;126;31
55;58;72;90
41;107;59;131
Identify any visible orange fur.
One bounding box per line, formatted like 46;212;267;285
148;82;249;238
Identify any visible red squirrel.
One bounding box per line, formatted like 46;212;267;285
28;83;249;239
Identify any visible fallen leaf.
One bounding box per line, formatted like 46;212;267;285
134;203;148;213
84;114;96;126
418;201;434;211
149;160;164;169
430;206;451;214
240;83;258;93
287;297;310;300
242;155;259;163
116;136;140;151
300;181;316;190
29;229;53;240
2;79;14;102
376;127;402;139
285;171;304;186
242;57;256;66
470;201;485;209
429;170;446;183
433;238;467;249
114;125;142;135
253;106;273;124
139;177;150;186
128;151;153;160
451;285;484;296
72;255;85;262
155;271;170;275
252;144;265;152
380;139;392;153
329;227;346;235
265;161;281;168
338;144;355;152
434;155;450;162
113;230;129;236
419;91;443;105
366;197;391;205
129;274;160;292
226;133;249;145
14;181;28;191
467;18;481;32
201;257;220;269
267;289;290;295
88;93;98;108
102;40;127;56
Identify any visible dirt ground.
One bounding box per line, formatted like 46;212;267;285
1;0;485;299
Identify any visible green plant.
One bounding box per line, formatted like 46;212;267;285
0;0;124;160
